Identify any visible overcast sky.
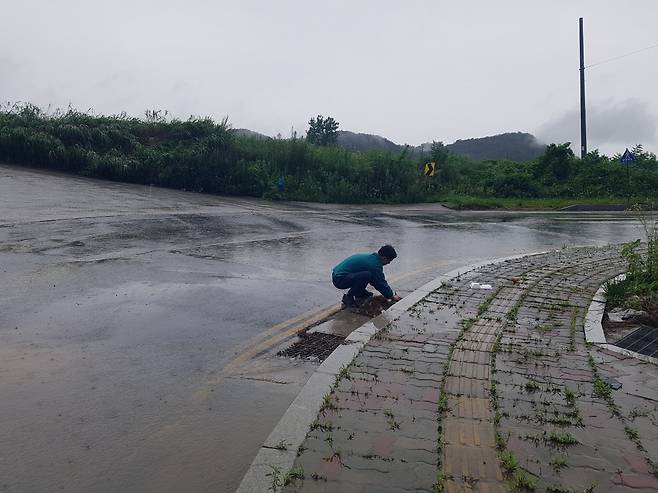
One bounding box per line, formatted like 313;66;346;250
2;1;657;155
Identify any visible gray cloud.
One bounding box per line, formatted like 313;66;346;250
2;1;658;152
537;99;657;154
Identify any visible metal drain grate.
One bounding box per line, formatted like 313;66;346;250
277;332;345;362
615;325;658;358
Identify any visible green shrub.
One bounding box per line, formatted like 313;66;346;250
2;104;658;205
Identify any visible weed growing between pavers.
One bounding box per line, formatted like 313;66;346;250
536;323;553;335
524;379;541;392
335;364;351;384
564;388;576;407
624;425;643;449
523;431;579;447
548;455;568;472
383;409;400;430
628;406;652;419
487;250;630;492
285;467;305;487
545;484;582;493
432;314;477;491
586;353;618;413
267;465;305;491
568;309;578;352
501;449;518;472
500;449;538;491
478;286;502;316
320;393;338;412
309;419;332;432
431;472;452;493
586;347;658;477
266;465;285;491
492;331;541;491
274;439;289;451
309;471;326;482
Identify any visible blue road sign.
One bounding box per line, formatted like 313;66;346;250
620;148;635;165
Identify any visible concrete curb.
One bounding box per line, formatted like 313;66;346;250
235;250;549;492
584;273;658;365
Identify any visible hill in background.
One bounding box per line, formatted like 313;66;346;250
335;131;401;153
444;132;546;161
334;130;546;161
233;127;546;162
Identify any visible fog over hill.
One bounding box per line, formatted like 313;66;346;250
234;127;547;162
443;132;546;161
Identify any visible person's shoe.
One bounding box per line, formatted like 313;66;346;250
341;294;358;307
356;291;374;300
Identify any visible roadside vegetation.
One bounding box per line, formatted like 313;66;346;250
605;208;658;315
1;104;657;206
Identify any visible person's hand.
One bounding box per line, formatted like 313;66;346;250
392;294;402;302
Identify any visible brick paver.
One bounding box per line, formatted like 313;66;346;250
281;247;658;493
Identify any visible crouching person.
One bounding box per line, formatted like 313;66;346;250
332;245;402;307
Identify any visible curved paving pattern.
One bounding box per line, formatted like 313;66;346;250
280;246;658;493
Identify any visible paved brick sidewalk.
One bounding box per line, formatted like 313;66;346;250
279;246;658;493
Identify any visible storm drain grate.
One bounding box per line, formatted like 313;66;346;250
277;332;345;362
615;325;658;358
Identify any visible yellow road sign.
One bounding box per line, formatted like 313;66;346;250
424;161;436;177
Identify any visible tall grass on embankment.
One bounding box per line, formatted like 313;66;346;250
1;104;658;207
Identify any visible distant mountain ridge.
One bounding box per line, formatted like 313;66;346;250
445;132;546;161
336;131;401;153
233;127;546;162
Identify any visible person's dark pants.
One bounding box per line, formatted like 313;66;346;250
332;271;372;298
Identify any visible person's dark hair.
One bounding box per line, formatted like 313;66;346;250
378;244;397;260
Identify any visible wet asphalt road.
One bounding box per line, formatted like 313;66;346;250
0;165;644;492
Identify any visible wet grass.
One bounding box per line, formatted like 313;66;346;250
624;426;644;450
587;353;619;415
320;393;338;412
564;388;577;407
549;455;568;472
309;419;333;432
441;195;629;211
546;485;577;493
546;431;579;446
383;409;400;431
524;379;541;392
500;450;518;473
491;332;540;491
499;449;537;491
478;288;501;316
267;465;305;491
431;472;451;493
523;431;579;447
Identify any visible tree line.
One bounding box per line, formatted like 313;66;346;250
0;104;656;204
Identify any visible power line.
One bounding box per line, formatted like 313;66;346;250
585;42;658;69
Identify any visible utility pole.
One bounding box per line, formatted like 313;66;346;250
579;17;587;158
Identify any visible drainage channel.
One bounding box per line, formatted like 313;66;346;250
276;296;394;362
277;331;346;362
614;324;658;358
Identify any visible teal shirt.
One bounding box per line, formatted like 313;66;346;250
332;253;394;298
